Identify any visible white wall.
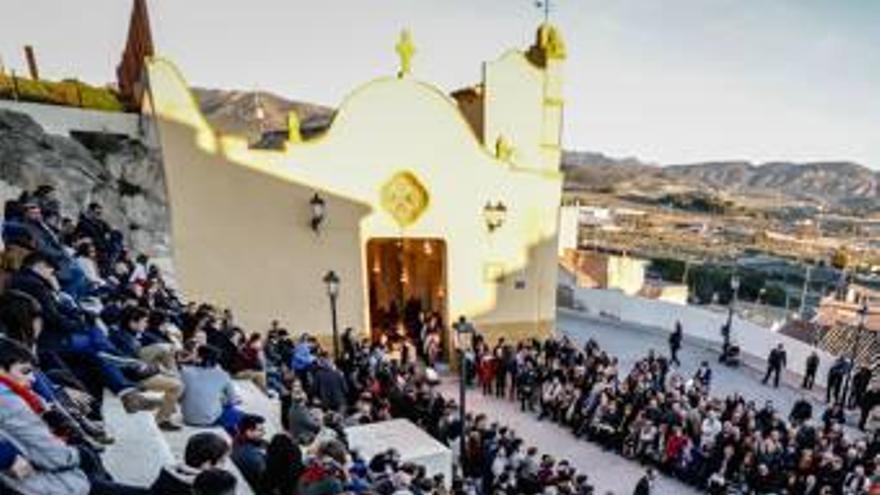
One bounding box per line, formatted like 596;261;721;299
571;286;835;386
558;205;579;255
0;100;141;137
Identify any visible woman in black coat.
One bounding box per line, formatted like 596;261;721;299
259;433;303;495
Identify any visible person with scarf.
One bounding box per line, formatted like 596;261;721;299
0;342;148;495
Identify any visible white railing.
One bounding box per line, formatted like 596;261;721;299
568;285;835;387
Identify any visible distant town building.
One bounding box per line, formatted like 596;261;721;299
814;283;880;366
560;250;643;295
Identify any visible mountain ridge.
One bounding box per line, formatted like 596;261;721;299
189;88;879;212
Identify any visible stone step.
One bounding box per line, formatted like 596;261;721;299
101;379;282;495
101;392;174;487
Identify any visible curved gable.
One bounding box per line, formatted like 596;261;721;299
307;77;493;164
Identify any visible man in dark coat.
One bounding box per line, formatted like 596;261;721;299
74;203;111;262
850;365;872;409
789;396;813;425
668;321;683;366
311;358;348;412
826;356;848;404
150;432;230;495
802;351;819;390
762;343;787;388
633;468;654;495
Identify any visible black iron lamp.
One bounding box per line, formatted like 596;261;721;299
483;201;507;233
310;193;326;232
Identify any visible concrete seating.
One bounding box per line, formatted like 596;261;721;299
101;392;174;487
101;380;281;495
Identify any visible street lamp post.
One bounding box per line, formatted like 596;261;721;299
841;301;868;409
453;316;474;470
722;274;740;362
323;270;340;363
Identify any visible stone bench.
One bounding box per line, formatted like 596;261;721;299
102;380;281;495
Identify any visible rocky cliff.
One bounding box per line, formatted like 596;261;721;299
0;109;169;255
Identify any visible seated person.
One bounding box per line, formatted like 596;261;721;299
8;252;158;415
150;432;231;495
109;306;184;430
0;291;114;447
0;342;146;495
193;469;237;495
179;346;250;435
230;415;267;490
230;332;270;395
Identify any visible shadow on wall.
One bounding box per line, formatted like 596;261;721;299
154;117;373;340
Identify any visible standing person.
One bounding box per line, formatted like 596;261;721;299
517;360;537;412
633;467;654;495
762;343;787;388
803;351;820;390
669;321;683;366
827;356;847;404
694;361;712;391
858;383;880;431
850;365;872;410
311;357;348;413
494;338;508;398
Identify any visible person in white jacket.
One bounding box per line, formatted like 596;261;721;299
73;242;104;290
700;410;722;449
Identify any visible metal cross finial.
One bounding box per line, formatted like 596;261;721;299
535;0;552;23
395;29;416;78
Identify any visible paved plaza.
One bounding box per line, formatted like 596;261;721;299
439;310;841;495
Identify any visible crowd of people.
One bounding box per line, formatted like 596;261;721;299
469;332;880;494
0;187;601;495
3;184;880;495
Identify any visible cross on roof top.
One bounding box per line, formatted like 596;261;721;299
395;29;416;78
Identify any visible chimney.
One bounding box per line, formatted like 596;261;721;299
24;45;39;80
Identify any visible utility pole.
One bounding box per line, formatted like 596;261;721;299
799;261;812;318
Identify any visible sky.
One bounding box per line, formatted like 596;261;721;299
1;0;878;167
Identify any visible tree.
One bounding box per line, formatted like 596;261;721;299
831;248;850;270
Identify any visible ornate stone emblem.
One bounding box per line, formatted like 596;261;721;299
381;171;429;228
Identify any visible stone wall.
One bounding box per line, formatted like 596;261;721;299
0;101;141;138
0;108;169;256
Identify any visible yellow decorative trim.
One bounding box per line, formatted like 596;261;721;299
539;24;567;60
483;262;506;283
395;29;416;78
380;171;429;227
287;112;302;143
495;135;515;162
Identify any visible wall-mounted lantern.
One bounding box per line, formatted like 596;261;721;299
310;193;326;232
483;201;507;233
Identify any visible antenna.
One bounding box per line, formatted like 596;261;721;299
253;90;265;138
535;0;552;23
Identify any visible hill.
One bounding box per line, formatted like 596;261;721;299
190;88;880;213
191;87;334;142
